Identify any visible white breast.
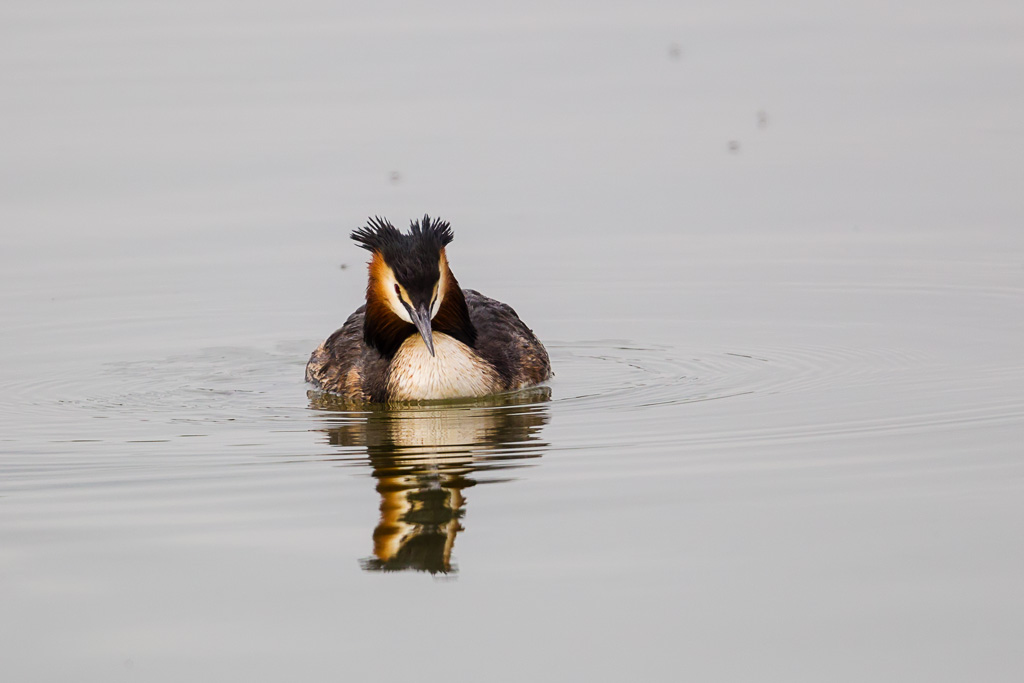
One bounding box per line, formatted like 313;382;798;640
387;332;499;401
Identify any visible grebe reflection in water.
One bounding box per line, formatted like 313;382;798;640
309;387;551;574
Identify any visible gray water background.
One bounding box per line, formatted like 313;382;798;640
2;1;1023;681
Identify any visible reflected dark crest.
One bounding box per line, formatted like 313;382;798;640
308;387;551;575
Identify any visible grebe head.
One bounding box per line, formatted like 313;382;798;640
351;214;455;357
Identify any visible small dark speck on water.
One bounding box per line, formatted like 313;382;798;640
757;110;768;128
339;263;348;270
389;171;402;184
728;140;740;153
668;43;682;60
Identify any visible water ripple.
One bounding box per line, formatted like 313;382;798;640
1;338;1021;457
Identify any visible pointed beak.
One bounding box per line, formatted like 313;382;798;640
409;303;435;357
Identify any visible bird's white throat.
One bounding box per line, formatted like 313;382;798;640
386;332;498;401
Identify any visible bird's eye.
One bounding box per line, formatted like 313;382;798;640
394;284;401;296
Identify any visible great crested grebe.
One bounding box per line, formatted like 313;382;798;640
305;215;551;402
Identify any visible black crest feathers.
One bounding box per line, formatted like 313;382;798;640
350;216;401;253
350;214;454;255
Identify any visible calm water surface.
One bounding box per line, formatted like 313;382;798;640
2;2;1024;681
